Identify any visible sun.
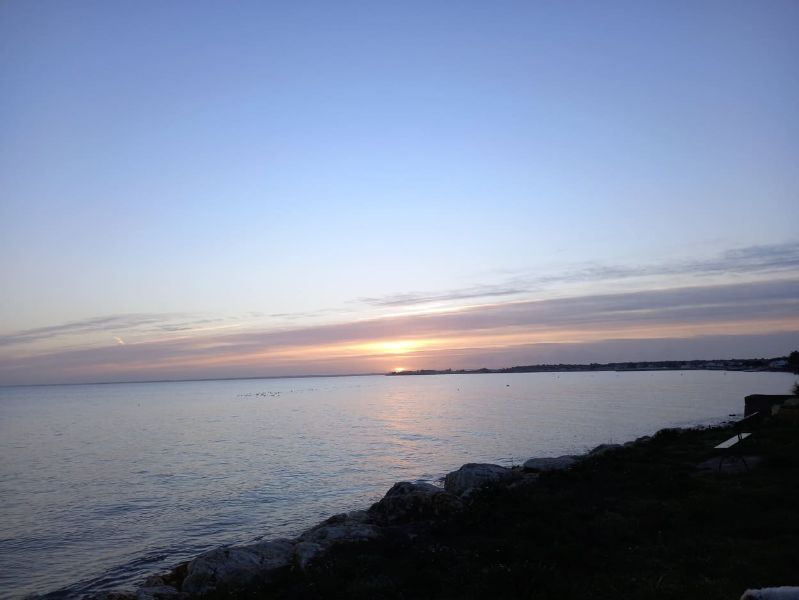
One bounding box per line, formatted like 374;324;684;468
377;340;420;354
393;367;406;373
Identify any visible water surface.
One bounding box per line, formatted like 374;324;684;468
0;371;794;598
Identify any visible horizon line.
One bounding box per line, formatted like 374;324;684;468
1;352;794;388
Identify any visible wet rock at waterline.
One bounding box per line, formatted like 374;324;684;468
522;455;579;472
369;481;463;524
444;463;515;496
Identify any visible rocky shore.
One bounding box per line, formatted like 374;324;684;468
74;416;798;599
82;435;652;600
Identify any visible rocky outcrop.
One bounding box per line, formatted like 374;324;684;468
135;583;186;600
444;463;515;496
293;541;324;570
522;455;578;472
181;538;295;595
298;511;380;546
588;443;623;456
369;481;463;524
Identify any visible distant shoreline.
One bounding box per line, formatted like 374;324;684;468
387;355;796;376
3;354;795;388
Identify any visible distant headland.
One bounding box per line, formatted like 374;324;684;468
387;352;799;376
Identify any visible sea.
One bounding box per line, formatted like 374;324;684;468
0;370;795;599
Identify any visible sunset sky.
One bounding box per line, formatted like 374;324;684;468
1;1;798;385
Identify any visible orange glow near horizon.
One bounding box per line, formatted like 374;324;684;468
64;313;799;381
361;339;426;354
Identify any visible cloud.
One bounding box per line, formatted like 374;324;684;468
359;284;528;308
0;314;171;346
1;278;797;385
0;313;229;347
360;241;799;308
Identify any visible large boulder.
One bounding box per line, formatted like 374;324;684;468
369;481;463;524
588;443;622;457
523;456;578;472
298;512;381;546
136;585;185;600
444;463;514;496
293;541;325;570
180;538;294;595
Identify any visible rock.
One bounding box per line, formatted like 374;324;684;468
343;509;371;523
136;585;185;600
299;513;381;546
507;472;540;490
293;541;325;570
142;575;167;587
82;594;136;600
181;538;294;595
369;481;463;524
444;463;514;496
522;456;578;472
588;443;622;456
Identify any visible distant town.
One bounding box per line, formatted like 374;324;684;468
387;352;799;376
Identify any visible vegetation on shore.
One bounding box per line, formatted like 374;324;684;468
249;418;799;599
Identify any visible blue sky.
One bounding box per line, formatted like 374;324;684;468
1;1;797;384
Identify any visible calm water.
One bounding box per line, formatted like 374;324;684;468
0;371;794;599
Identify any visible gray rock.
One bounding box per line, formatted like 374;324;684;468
507;472;540;490
444;463;514;496
343;509;371;523
141;575;167;587
299;513;381;546
369;481;463;524
588;443;622;456
181;538;294;595
136;585;185;600
293;541;325;570
523;455;578;472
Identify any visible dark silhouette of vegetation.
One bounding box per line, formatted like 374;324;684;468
389;354;798;376
788;350;799;374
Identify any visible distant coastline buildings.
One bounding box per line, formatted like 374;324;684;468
388;353;799;376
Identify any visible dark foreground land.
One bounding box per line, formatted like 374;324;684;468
253;420;797;599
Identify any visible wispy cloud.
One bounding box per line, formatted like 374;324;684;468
359;242;799;308
2;278;797;385
0;314;169;346
0;313;229;347
359;284;527;308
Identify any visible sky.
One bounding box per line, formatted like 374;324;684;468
1;1;798;385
